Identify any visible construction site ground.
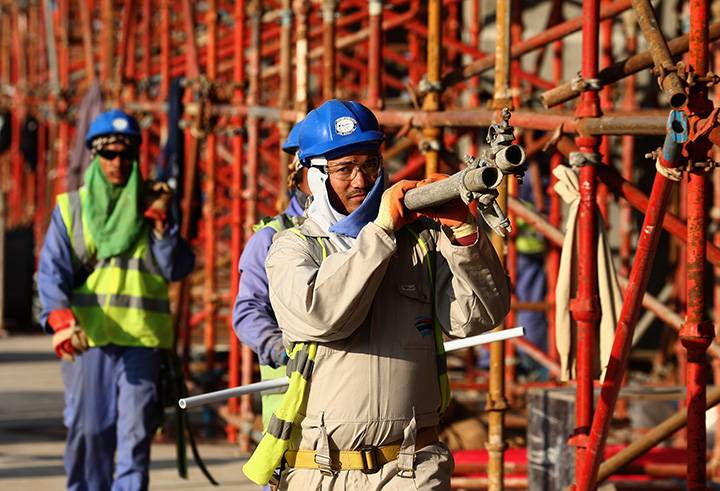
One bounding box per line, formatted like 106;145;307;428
0;334;256;490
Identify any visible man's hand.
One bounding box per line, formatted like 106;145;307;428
48;308;89;362
143;181;173;234
417;174;478;241
374;180;420;232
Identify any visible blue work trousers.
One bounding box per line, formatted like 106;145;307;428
61;345;162;491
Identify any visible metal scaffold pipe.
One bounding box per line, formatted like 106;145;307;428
630;0;687;108
441;0;633;88
542;21;720;108
403;166;503;210
227;0;246;445
321;0;336;100
277;0;293;212
507;196;720;347
421;0;442;178
202;0;218;381
294;0;310;114
598;385;720;483
486;2;513;488
367;0;382;109
577;110;688;491
571;0;602;483
681;1;714;488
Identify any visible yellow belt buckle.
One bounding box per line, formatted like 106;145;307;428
359;446;380;474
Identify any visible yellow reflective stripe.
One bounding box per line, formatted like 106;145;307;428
288;228;306;239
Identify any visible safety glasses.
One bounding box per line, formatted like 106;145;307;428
326;156;382;181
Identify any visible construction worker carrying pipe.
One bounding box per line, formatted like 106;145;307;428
37;109;195;491
233;119;311;430
242;99;511;489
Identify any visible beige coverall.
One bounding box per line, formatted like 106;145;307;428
266;218;510;490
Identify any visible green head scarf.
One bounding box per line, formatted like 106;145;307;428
83;156;144;259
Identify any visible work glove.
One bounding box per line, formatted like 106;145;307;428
143;180;173;222
48;308;90;362
417;174;478;241
374;180;420;232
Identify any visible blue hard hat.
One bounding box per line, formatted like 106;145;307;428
282;119;304;155
297;100;384;165
85;109;142;149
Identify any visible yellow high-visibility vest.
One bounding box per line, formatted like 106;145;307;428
56;187;172;349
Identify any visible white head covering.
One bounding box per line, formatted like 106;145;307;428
306;166;356;251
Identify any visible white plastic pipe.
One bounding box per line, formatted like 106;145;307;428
178;326;525;409
178;377;292;409
443;326;524;352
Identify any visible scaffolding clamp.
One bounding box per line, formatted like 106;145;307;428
460;108;527;238
570;72;602;93
568;151;601;168
418;137;440;154
417;76;443;97
693;70;720;87
652;61;686;90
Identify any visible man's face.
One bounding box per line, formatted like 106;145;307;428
97;142;136;186
325;151;382;214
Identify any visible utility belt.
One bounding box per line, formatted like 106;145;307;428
283;426;439;474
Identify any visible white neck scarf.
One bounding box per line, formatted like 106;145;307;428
306;167;356;251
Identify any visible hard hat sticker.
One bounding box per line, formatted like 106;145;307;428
335;117;357;136
112;118;129;130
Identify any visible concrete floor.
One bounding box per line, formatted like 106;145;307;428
0;334;257;490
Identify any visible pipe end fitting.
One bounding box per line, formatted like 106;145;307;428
495;144;526;173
